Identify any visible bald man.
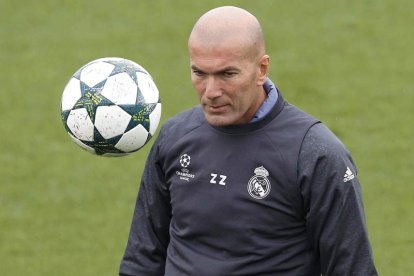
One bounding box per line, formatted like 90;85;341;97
120;6;377;276
188;7;269;127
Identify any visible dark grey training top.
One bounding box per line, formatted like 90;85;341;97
120;86;377;275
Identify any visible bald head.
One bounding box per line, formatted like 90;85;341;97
188;7;270;126
189;6;265;60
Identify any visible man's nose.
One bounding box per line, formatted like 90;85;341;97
204;76;222;99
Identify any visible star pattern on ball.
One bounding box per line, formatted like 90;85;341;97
106;59;147;85
61;58;161;156
81;129;124;155
121;103;158;132
72;80;114;123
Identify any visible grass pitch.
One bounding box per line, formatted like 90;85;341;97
1;0;413;275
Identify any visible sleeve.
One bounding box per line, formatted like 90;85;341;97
119;133;171;276
298;123;378;276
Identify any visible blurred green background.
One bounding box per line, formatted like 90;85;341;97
1;0;413;275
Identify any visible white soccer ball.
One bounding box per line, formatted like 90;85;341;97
61;57;162;156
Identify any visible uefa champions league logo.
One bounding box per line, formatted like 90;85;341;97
176;154;195;182
179;154;191;168
247;166;271;199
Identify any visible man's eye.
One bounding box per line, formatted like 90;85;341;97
223;71;236;77
193;70;205;76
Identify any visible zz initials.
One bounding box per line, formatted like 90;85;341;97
210;173;227;185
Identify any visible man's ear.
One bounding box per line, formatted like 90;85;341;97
257;54;270;85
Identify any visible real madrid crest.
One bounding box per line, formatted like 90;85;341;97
247;166;271;199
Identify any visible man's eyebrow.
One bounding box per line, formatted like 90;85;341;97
190;65;202;71
217;66;240;72
190;65;240;73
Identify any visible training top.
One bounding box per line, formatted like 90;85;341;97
119;85;377;275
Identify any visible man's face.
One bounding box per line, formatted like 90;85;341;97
189;42;266;126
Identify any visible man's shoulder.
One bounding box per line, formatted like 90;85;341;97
162;106;204;131
157;105;205;143
304;123;346;151
300;122;352;165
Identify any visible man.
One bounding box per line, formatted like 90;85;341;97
120;6;377;276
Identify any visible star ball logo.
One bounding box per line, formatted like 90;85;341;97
180;154;191;168
176;154;195;182
247;166;271;199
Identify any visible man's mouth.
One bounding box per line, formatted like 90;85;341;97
207;104;228;113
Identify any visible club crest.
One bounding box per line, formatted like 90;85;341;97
247;166;271;199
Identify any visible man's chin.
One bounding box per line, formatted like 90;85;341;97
204;113;232;127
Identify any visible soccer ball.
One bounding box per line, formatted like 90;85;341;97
61;57;161;156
